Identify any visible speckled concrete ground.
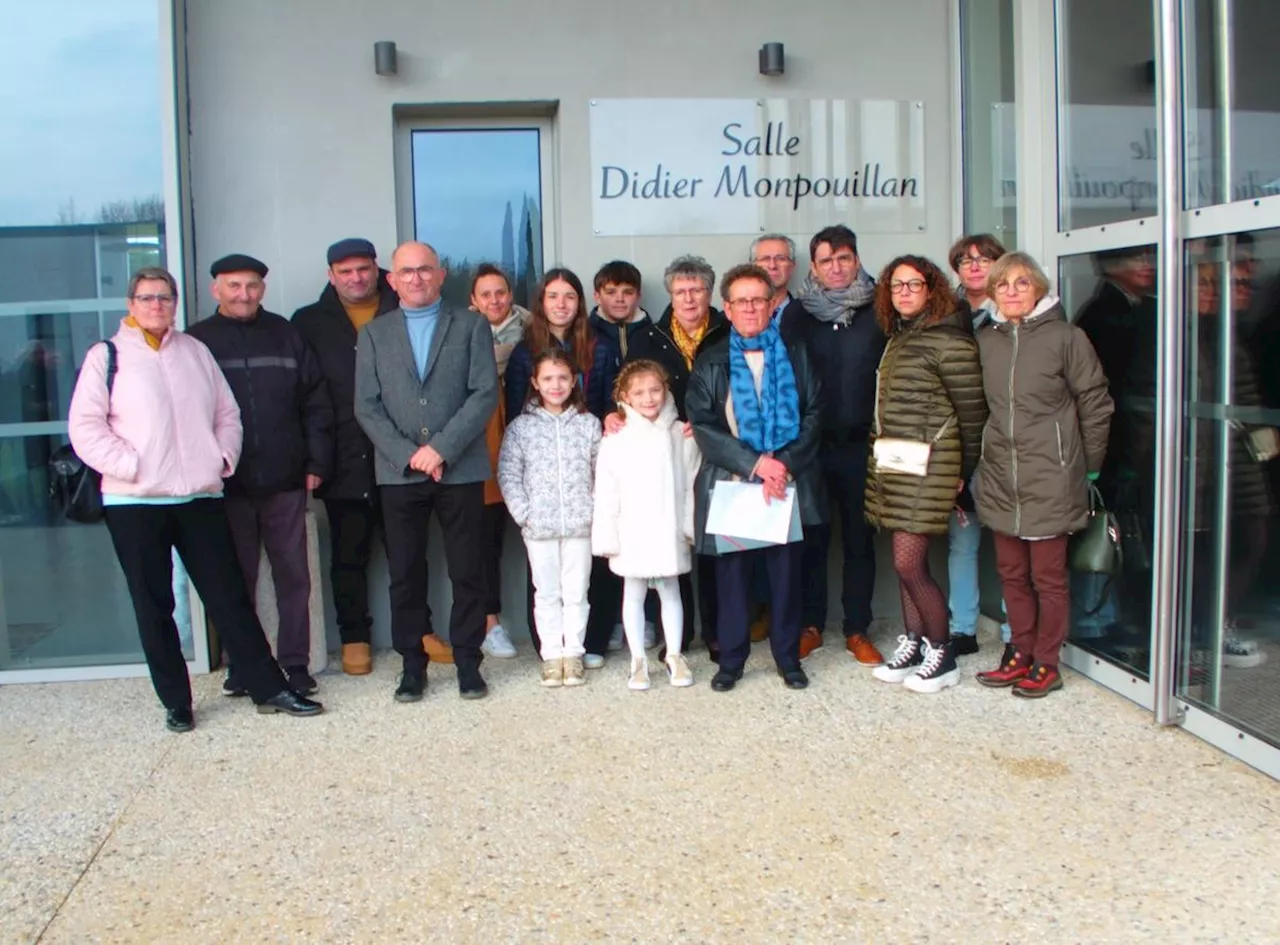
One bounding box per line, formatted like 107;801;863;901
2;630;1278;944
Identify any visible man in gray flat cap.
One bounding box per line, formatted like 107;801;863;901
188;253;333;697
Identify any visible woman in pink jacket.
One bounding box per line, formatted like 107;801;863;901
68;266;322;732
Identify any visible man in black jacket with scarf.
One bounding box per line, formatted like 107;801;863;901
188;253;333;695
793;225;887;666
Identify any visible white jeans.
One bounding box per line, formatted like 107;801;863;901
525;537;592;660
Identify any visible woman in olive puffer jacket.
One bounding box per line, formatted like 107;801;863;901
866;255;988;695
973;252;1113;698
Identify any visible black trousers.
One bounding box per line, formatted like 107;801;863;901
800;441;875;636
480;501;509;616
716;542;804;672
104;499;288;709
381;480;486;671
323;498;381;645
584;556;624;656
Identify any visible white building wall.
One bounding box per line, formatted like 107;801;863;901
184;0;959;647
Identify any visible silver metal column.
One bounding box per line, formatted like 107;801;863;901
1151;0;1187;726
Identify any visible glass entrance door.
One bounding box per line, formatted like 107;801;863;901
1175;229;1280;748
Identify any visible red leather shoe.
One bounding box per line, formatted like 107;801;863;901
799;627;824;660
1011;663;1064;698
975;649;1032;688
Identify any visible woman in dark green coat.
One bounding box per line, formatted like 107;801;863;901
865;255;988;694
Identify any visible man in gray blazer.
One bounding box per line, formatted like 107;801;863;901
355;241;499;701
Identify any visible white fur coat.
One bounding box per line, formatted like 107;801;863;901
592;394;701;578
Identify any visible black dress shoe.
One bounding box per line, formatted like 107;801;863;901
711;667;743;692
221;670;247;698
395;669;425;703
257;690;324;716
165;706;194;733
778;666;809;689
286;666;318;695
952;635;980;656
457;662;489;700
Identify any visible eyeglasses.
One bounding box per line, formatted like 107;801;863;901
672;287;709;299
395;265;437;281
993;278;1035;295
131;294;176;305
815;252;857;270
753;255;793;266
957;255;994;270
728;297;770;310
889;280;926;294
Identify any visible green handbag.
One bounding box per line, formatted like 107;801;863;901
1069;484;1123;575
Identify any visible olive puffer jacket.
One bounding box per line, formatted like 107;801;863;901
865;310;988;535
974;296;1115;538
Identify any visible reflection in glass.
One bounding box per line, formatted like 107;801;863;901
1184;1;1280;208
1177;230;1280;747
1061;246;1158;677
410;129;544;309
1056;1;1158;229
960;0;1017;246
0;0;165;671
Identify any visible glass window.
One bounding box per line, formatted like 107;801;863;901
1184;1;1280;208
0;0;173;671
960;0;1017;246
1059;245;1159;678
1056;1;1158;229
410;129;545;309
1176;228;1280;746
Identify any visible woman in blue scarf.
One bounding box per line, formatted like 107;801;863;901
686;264;827;692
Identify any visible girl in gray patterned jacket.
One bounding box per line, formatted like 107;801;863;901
497;349;602;688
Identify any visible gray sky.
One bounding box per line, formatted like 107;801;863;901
0;0;162;227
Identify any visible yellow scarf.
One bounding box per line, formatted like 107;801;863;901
670;316;709;368
125;316;164;351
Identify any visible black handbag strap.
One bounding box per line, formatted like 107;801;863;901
103;340;117;395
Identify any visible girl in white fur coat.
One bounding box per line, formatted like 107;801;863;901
592;360;701;690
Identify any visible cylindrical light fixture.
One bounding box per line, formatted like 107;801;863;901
374;41;398;77
759;42;785;77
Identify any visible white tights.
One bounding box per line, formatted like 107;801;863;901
622;576;683;661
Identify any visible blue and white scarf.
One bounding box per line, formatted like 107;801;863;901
728;320;800;453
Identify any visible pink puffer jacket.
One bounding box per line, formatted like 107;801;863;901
68;319;242;498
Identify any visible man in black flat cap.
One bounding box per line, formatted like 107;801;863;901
290;238;450;677
187;253;333;696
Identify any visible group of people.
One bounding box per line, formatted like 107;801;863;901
70;224;1129;733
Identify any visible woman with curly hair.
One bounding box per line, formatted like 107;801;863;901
865;255;989;694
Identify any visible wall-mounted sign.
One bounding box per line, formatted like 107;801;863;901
589;98;926;237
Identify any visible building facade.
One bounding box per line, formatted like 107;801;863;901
1;0;1277;777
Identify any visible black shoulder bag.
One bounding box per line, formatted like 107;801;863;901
49;341;117;524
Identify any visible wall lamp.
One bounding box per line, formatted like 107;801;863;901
759;42;785;77
374;41;398;77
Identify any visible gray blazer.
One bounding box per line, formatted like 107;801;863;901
354;304;498;486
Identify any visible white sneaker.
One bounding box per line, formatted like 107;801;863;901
629;656;650;691
872;634;924;683
608;624;625;652
644;621;658;649
482;624;517;659
1223;626;1266;668
583;653;605;670
666;653;694;687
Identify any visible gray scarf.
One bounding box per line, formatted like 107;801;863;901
797;268;876;326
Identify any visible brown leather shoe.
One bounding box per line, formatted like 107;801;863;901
422;633;455;664
846;633;884;666
749;606;771;643
799;627;824;659
341;642;372;676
